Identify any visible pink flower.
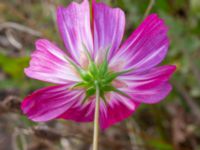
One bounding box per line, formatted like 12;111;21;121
21;0;176;129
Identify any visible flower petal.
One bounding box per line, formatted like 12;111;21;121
58;93;139;129
110;14;169;72
126;82;172;104
57;99;95;122
57;0;93;64
99;93;139;129
21;84;85;122
120;65;176;84
119;65;176;104
25;39;80;84
93;1;125;63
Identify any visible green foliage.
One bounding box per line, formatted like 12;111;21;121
147;139;174;150
0;53;29;79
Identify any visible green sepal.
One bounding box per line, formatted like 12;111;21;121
102;72;119;83
88;62;98;77
79;70;92;82
101;85;115;92
103;69;133;84
81;96;88;105
82;43;93;62
112;88;131;99
65;56;84;75
99;59;108;77
66;44;133;104
86;87;96;97
70;82;88;90
101;93;108;106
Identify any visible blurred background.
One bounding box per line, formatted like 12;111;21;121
0;0;200;150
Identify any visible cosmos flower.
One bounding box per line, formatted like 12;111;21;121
21;0;176;129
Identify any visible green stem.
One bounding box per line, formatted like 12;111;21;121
93;81;100;150
143;0;155;20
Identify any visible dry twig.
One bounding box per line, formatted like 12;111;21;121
0;22;41;37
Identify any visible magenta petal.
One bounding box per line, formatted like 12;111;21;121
99;93;139;129
127;82;172;104
93;1;125;62
120;65;176;104
21;84;85;122
25;39;80;84
57;100;95;122
120;65;176;86
110;14;169;72
57;0;93;64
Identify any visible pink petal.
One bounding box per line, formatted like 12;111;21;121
126;82;172;104
57;99;95;122
57;0;93;65
99;93;139;129
93;1;125;63
21;84;85;122
119;65;176;104
120;65;176;86
110;14;169;72
58;93;139;129
25;39;80;84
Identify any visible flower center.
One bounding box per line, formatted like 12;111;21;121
67;47;130;104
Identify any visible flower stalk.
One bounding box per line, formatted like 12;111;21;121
143;0;155;20
93;81;100;150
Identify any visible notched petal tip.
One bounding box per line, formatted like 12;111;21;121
163;65;177;75
147;13;158;19
21;85;84;122
56;0;89;23
35;38;48;45
25;39;80;84
56;0;93;64
119;65;176;104
171;65;177;71
134;83;172;105
24;67;30;77
35;38;49;47
168;65;177;74
140;82;173;104
110;12;171;72
148;13;169;30
93;0;125;61
56;0;89;10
